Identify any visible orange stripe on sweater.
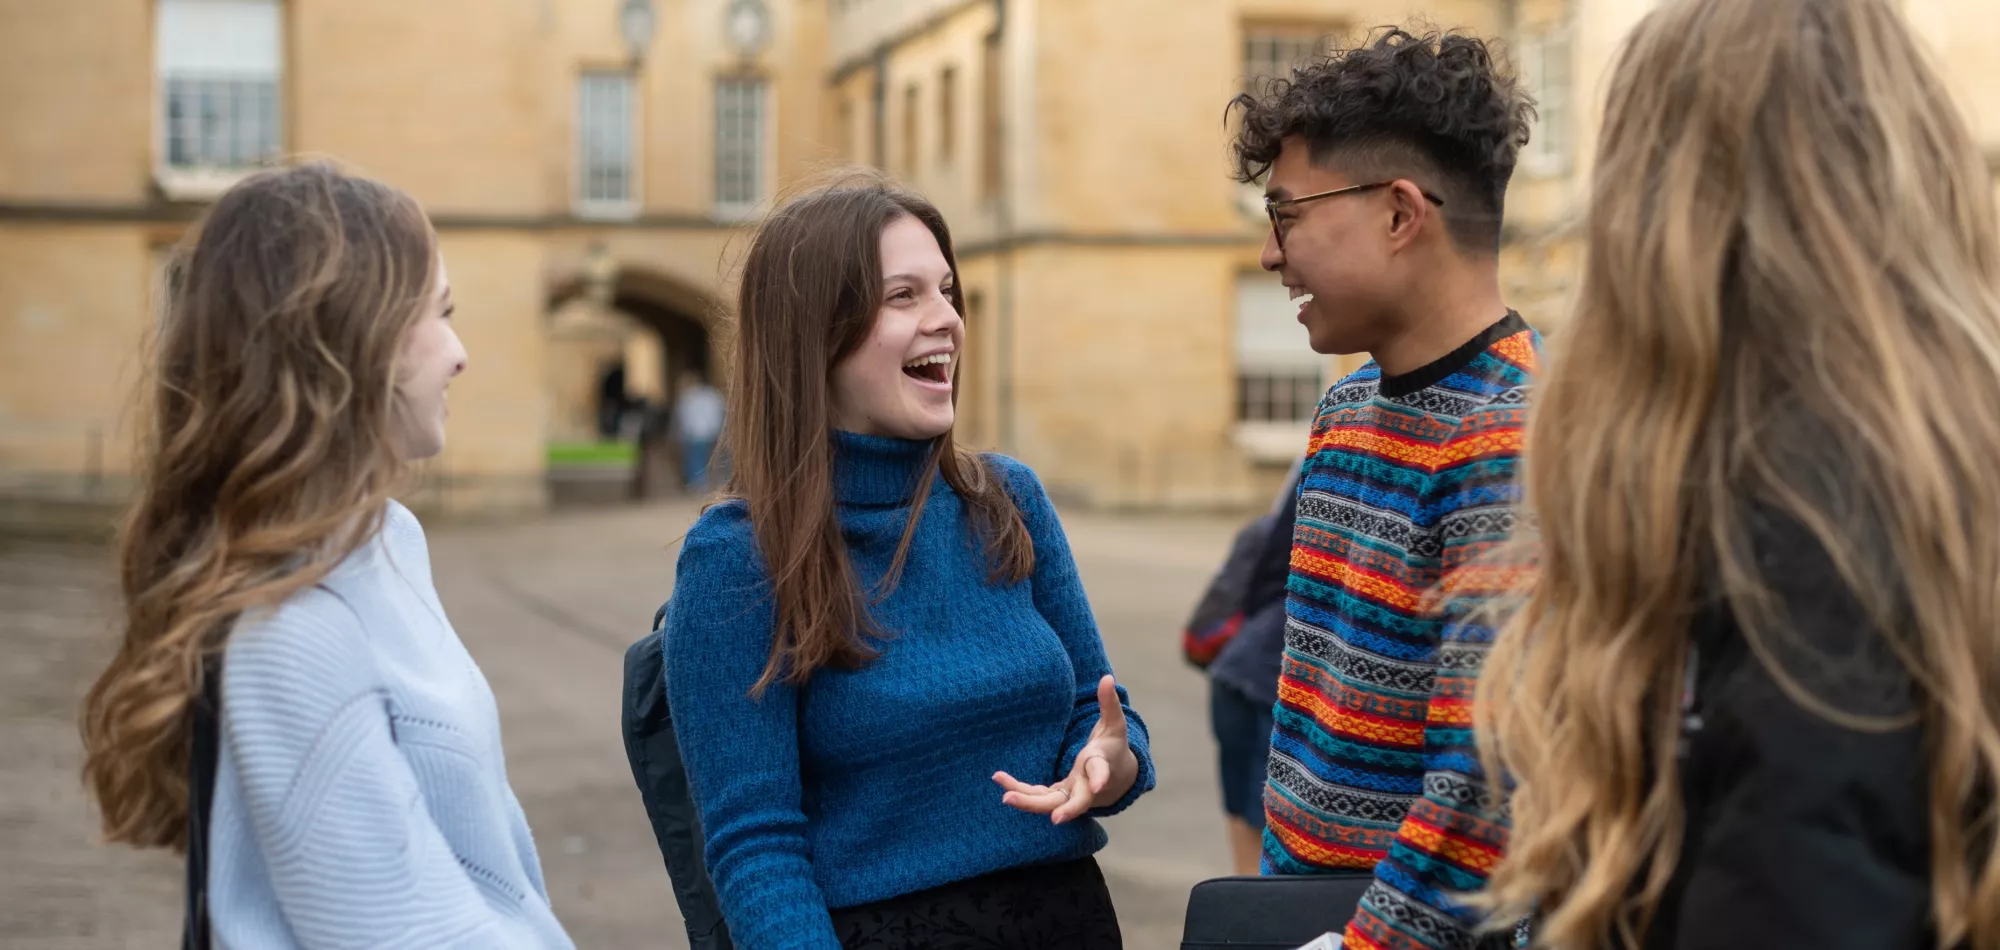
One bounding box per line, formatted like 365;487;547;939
1311;428;1450;468
1277;679;1427;748
1284;659;1430;721
1292;549;1424;612
1425;694;1473;726
1491;331;1539;368
1396;814;1503;874
1433;427;1524;466
1266;809;1389;869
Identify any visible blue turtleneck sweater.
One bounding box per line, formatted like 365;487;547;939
662;432;1155;950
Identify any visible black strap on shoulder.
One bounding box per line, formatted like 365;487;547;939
183;658;221;950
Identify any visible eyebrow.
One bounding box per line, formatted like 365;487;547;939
885;273;952;286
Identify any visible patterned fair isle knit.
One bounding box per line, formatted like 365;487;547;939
1258;312;1538;950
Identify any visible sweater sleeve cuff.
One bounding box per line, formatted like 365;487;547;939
1087;707;1155;818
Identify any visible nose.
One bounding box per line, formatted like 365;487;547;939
447;327;469;377
1259;228;1284;272
924;291;964;335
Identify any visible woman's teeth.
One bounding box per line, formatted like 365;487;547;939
902;353;953;384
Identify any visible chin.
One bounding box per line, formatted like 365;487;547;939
892;409;955;442
398;427;448;463
1307;327;1367;357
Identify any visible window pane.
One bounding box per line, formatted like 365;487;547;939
157;0;282;171
716;78;766;207
938;66;956;162
577;72;636;206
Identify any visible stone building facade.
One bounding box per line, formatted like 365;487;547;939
3;0;1996;520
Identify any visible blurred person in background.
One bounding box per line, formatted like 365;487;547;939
660;171;1155;950
78;163;573;950
598;361;630;439
1477;0;2000;947
1182;464;1300;876
671;370;725;492
1227;26;1539;950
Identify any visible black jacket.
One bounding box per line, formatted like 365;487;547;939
1644;512;1934;949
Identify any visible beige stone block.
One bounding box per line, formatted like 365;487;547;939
0;225;153;488
290;0;552;215
431;231;550;510
0;0;152;202
1003;244;1252;509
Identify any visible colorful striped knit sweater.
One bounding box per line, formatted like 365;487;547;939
1259;312;1537;950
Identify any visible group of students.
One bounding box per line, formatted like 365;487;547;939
69;0;2000;947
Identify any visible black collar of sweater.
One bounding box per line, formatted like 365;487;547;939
831;430;944;506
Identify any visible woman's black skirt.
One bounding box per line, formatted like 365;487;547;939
830;855;1123;950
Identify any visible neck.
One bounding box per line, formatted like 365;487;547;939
1369;255;1509;377
830;429;940;506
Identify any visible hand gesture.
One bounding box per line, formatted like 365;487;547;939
992;675;1139;824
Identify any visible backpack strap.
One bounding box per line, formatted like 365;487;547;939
183;656;221;950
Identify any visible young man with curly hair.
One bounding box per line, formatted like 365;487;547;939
1229;28;1539;950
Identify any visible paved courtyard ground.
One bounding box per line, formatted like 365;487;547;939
1;499;1248;949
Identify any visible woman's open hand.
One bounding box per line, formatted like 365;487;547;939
992;675;1139;824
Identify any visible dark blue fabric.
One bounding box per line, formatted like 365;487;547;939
663;431;1155;949
1208;679;1275;827
1207;478;1300;708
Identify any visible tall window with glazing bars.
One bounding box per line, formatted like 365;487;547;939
715;78;767;212
156;0;283;172
577;71;638;215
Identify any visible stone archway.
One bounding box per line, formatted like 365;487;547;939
544;262;724;504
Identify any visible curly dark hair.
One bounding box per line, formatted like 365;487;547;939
1229;28;1535;251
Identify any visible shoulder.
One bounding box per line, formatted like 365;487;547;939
665;500;776;651
224;583;376;697
1732;505;1916;716
1321;363;1382;410
976;452;1055;511
684;498;754;546
976;451;1036;490
672;500;768;592
1440;346;1533;457
1441;318;1541;412
378;500;429;558
317;501;431;593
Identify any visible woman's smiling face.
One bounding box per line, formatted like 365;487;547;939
829;214;963;440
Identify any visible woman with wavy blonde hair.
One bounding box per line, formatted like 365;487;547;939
1475;0;2000;947
80;163;572;948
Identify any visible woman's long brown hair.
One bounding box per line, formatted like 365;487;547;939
1476;0;2000;946
80;163;439;851
722;170;1034;695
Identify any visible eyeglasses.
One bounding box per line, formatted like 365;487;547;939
1264;181;1446;252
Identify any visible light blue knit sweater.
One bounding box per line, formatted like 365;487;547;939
207;501;573;949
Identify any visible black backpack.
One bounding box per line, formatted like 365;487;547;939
621;603;734;950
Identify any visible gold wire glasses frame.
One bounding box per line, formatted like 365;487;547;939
1264;181;1446;251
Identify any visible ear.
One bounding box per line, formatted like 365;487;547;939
1385;179;1434;253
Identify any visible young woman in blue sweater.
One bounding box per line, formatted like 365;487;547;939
663;172;1156;950
80;164;571;949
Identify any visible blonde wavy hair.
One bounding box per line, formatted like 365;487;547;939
1477;0;2000;946
80;162;438;850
